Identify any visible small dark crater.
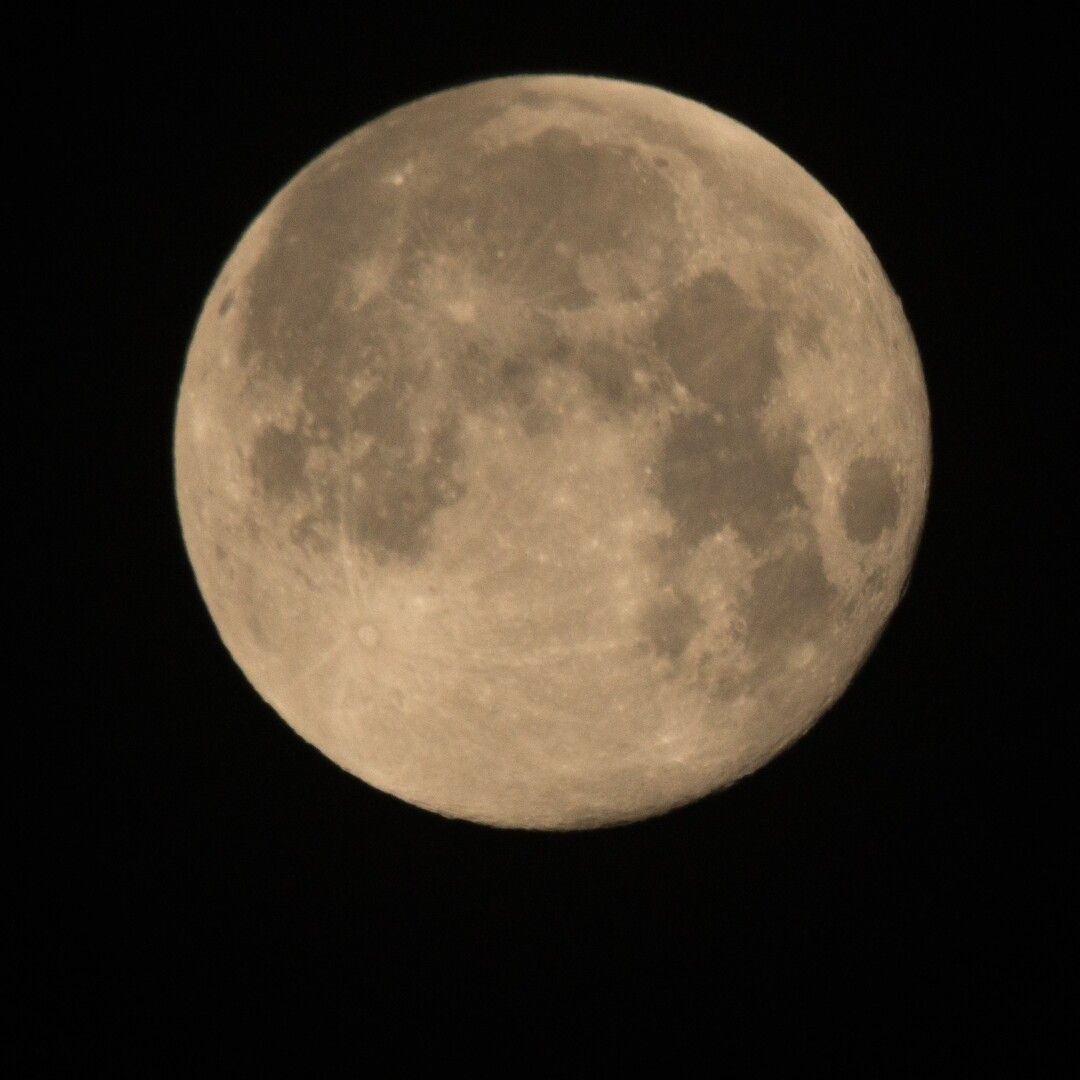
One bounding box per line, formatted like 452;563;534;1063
652;155;670;168
218;291;235;317
250;424;308;501
840;457;901;543
641;587;704;662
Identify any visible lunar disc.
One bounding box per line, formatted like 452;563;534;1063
174;75;931;829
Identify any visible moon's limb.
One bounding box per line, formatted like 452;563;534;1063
174;75;931;829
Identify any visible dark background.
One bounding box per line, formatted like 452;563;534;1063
26;6;1058;1068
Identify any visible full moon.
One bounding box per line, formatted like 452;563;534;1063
175;75;930;829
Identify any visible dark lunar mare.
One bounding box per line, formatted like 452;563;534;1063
240;98;838;659
840;456;901;543
644;268;837;667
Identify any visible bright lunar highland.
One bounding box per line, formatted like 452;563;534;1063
175;75;931;828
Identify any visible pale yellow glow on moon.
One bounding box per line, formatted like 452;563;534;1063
174;75;931;829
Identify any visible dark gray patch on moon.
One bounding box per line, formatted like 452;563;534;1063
644;263;839;677
455;320;568;410
746;533;834;653
518;396;563;437
655;410;806;553
583;104;823;263
651;269;809;552
641;587;705;661
654;269;780;411
245;349;469;566
498;357;536;404
239;155;399;386
342;366;467;562
575;342;640;408
249;422;342;556
250;424;308;502
840;456;901;543
343;414;465;563
418;126;685;307
232;83;524;408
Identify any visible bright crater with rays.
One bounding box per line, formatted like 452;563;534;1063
175;75;931;828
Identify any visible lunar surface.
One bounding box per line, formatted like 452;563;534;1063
174;75;931;829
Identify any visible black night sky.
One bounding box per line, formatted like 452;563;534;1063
24;6;1059;1069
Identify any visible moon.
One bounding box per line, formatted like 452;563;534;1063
174;75;931;829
